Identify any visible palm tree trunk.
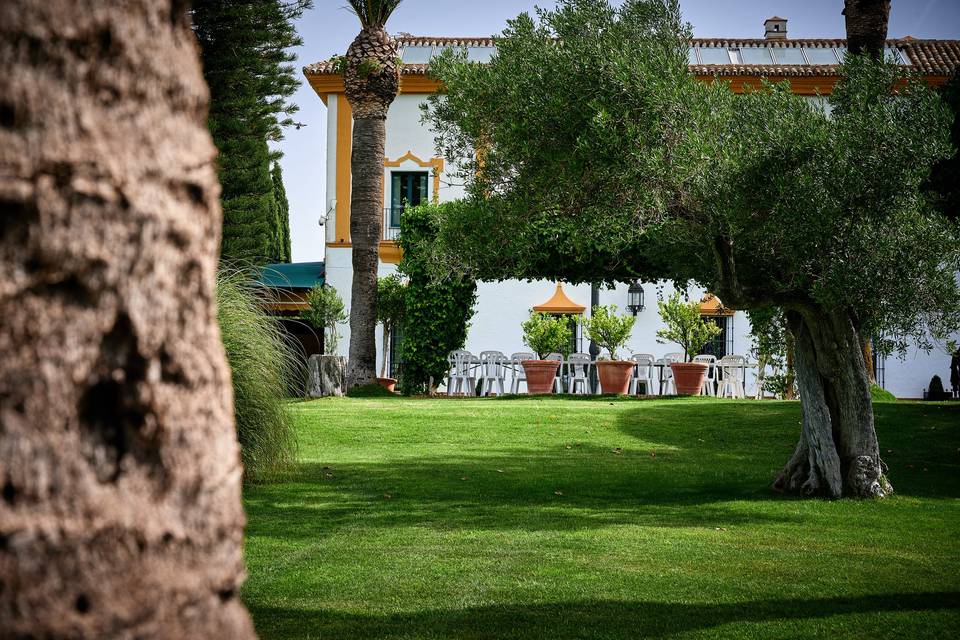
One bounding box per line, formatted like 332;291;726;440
843;0;891;58
347;116;386;388
0;2;254;636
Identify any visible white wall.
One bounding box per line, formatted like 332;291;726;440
323;92;952;398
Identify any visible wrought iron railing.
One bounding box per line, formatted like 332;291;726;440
383;207;402;241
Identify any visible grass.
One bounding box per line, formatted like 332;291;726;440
242;397;960;639
217;269;300;481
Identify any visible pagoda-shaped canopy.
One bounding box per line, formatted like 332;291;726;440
699;293;734;317
533;283;586;314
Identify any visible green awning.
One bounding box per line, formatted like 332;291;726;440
256;262;325;290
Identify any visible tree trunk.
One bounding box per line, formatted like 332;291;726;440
380;321;390;379
0;2;255;637
861;335;877;383
843;0;890;59
775;309;891;499
346;117;385;388
783;330;797;400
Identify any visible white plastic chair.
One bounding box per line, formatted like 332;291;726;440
446;350;477;396
478;351;508;396
660;353;684;395
718;355;746;399
567;353;592;395
509;352;535;394
629;354;655;395
545;352;564;393
693;354;717;396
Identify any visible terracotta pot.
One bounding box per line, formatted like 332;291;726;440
522;360;560;395
670;362;708;396
376;377;397;393
597;360;634;395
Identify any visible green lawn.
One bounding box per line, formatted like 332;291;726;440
242;397;960;639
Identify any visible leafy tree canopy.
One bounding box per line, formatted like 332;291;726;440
420;0;960;357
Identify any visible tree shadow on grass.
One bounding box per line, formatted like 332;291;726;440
613;401;960;499
248;592;960;639
244;437;798;544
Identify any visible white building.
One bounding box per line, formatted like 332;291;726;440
302;22;960;398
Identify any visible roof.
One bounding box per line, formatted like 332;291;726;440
256;262;325;290
533;283;586;314
304;36;960;79
699;294;735;317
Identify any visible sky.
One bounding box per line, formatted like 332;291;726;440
276;0;960;263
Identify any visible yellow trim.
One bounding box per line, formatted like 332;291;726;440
335;97;352;244
699;294;734;317
533;283;586;314
384;151;445;204
379;241;403;264
310;72;949;102
307;74;442;98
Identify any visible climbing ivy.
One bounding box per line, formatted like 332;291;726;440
398;203;478;394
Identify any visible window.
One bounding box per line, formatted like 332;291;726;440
740;47;773;64
700;316;729;358
884;47;908;64
390;171;428;227
466;46;495;62
803;47;839;64
401;46;433;63
697;47;732;65
687;47;699;64
772;47;806;64
389;324;404;379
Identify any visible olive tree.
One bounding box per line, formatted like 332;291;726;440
420;0;960;498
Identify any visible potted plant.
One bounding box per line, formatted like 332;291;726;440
581;305;636;394
376;274;407;392
520;311;573;394
655;292;723;395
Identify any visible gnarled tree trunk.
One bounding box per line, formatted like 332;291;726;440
775;308;891;499
0;2;255;637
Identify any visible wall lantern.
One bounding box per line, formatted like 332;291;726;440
627;281;645;315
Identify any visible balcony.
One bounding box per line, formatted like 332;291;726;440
383;207;402;241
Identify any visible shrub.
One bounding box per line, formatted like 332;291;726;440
581;305;635;360
871;384;897;403
398;203;478;395
346;383;400;398
928;375;948;400
217;270;298;481
304;284;347;355
522;312;573;360
377;274;406;378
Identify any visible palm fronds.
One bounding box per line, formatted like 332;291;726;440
346;0;402;28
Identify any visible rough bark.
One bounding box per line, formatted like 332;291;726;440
843;0;890;59
343;27;400;120
861;336;876;383
307;354;346;398
0;2;255;637
775;309;892;499
346;117;386;388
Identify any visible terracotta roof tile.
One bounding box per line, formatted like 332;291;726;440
304;36;960;78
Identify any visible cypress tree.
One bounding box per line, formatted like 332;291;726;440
272;161;292;262
192;0;311;265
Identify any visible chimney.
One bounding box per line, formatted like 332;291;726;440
764;16;788;40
